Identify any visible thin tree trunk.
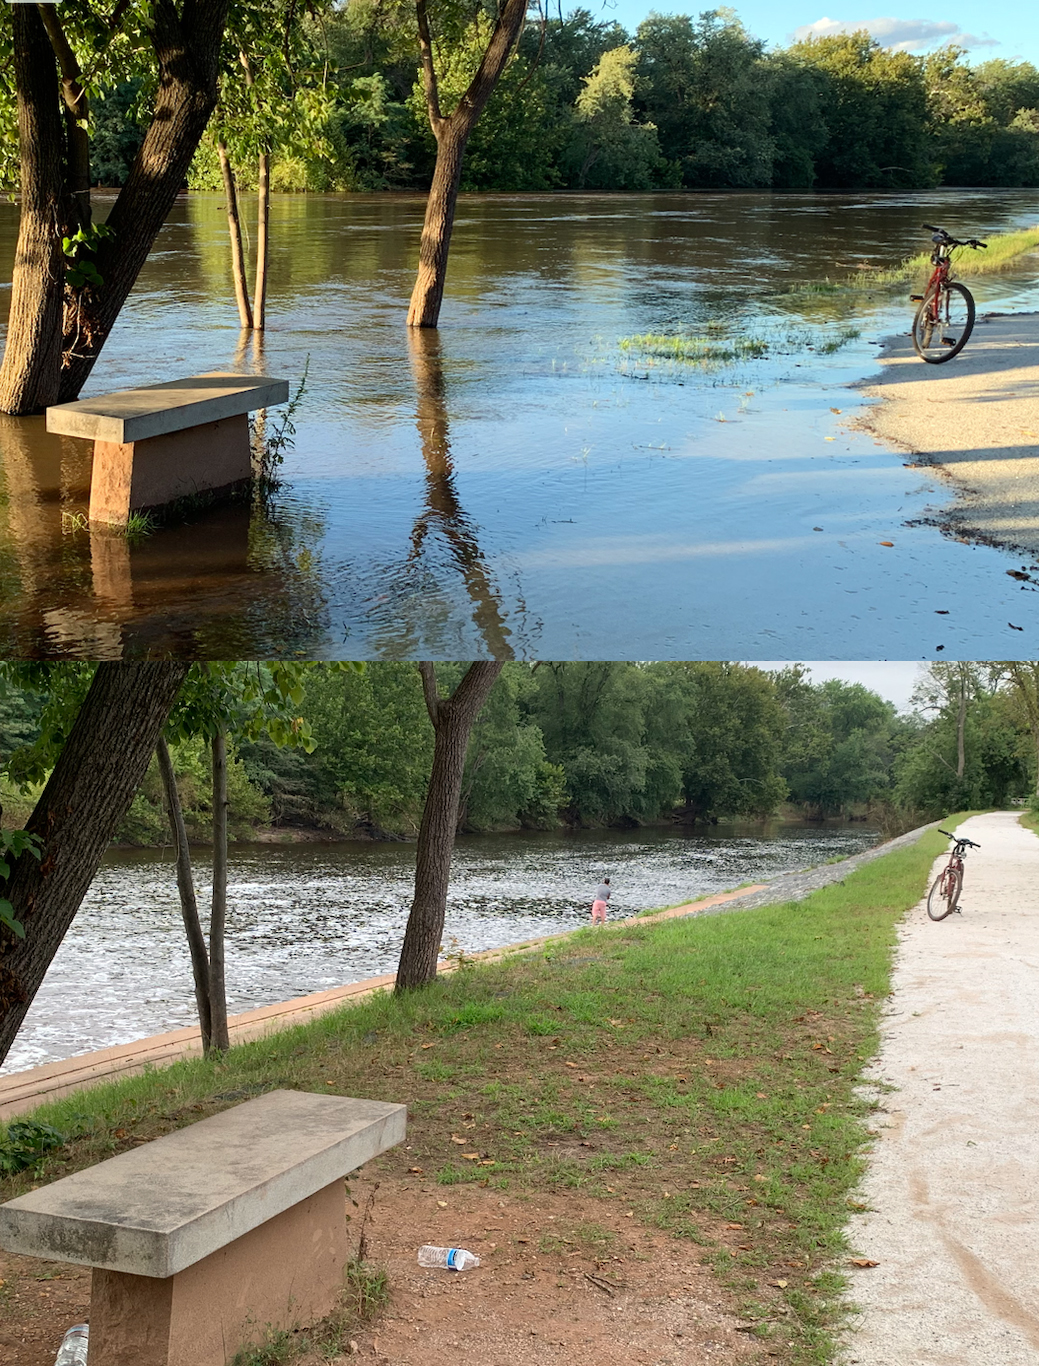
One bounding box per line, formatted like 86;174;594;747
36;6;91;234
217;139;253;330
209;728;230;1051
0;663;189;1067
156;736;212;1051
407;0;528;329
0;7;68;415
255;148;270;330
407;125;469;329
395;662;503;991
955;664;967;781
54;0;230;402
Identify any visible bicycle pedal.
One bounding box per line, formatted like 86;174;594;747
941;337;956;345
910;295;924;302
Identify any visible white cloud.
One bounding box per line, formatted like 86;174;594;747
792;15;999;51
750;662;924;712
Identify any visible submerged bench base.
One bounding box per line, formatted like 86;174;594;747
88;413;252;527
89;1180;348;1366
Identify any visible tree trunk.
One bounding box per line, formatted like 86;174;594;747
395;662;503;991
217;138;254;329
255;148;270;330
955;664;967;781
0;663;189;1067
208;728;230;1051
54;0;230;402
407;124;470;329
0;7;68;416
407;0;528;329
156;735;212;1052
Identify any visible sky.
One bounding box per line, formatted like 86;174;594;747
597;0;1039;67
752;661;924;711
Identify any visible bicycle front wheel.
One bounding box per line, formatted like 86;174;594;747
912;282;975;364
927;867;962;921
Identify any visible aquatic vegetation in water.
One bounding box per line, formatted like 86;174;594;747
617;324;861;367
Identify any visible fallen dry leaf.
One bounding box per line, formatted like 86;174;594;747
879;540;894;547
770;1279;788;1289
849;1258;879;1268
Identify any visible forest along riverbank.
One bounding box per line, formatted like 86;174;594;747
2;190;1039;658
0;822;879;1075
856;311;1039;565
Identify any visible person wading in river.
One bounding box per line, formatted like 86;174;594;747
591;876;611;924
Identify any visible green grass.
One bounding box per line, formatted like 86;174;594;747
781;224;1039;306
0;816;973;1365
617;324;861;367
1020;808;1039;836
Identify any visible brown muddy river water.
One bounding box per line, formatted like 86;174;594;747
1;189;1037;658
1;820;878;1074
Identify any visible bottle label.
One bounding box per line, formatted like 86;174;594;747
447;1248;458;1268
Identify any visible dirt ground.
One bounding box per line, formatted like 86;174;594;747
0;1173;772;1366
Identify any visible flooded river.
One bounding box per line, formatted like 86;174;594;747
1;189;1038;659
3;820;878;1074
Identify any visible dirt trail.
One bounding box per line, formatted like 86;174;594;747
846;811;1039;1365
856;312;1039;556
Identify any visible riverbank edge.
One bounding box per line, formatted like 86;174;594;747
850;309;1039;558
0;820;938;1123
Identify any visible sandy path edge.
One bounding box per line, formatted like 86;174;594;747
843;811;1039;1365
852;311;1039;558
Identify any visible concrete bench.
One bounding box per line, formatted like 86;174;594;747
46;372;289;527
0;1089;405;1366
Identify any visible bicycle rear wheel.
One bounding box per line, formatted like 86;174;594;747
912;282;975;364
927;867;962;921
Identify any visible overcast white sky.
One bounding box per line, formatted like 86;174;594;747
751;661;924;711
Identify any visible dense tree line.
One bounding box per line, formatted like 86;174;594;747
4;662;1036;845
82;9;1039;193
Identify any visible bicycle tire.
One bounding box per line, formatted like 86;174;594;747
926;867;962;921
912;282;975;364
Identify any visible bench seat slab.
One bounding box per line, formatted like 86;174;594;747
0;1090;406;1276
90;1180;349;1366
89;413;252;526
47;373;290;446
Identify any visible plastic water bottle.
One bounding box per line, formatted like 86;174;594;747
54;1325;89;1366
417;1244;480;1271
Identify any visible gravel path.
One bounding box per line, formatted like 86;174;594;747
854;311;1039;556
843;811;1039;1364
690;821;938;918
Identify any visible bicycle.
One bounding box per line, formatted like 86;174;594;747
926;828;980;921
910;225;987;364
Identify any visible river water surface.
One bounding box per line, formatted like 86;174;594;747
2;820;878;1074
1;189;1038;658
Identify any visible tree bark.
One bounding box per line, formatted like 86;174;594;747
54;0;230;401
395;662;503;991
255;148;270;330
217;139;254;330
0;7;68;415
955;663;967;781
406;0;528;329
0;663;189;1067
36;6;91;233
156;736;212;1051
208;728;230;1051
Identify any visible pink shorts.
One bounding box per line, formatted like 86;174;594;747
591;899;608;923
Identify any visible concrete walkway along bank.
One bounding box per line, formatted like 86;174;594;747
846;811;1039;1365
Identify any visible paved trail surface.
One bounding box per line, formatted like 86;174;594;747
858;312;1039;555
846;811;1039;1365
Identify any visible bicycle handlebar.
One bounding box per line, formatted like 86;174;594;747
921;224;987;249
937;828;981;848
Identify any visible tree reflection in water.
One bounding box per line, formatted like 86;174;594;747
406;329;513;659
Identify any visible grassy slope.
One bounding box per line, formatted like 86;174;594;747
0;821;964;1364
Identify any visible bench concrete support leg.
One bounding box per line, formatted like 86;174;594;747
89;1180;350;1366
89;413;252;527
